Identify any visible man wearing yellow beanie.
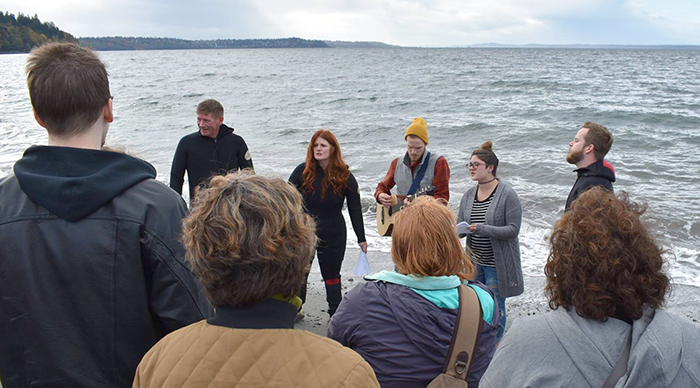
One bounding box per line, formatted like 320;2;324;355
404;117;429;145
375;117;450;214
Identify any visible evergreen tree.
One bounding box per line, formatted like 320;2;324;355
0;11;77;53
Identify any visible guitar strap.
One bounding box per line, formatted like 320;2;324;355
407;152;431;196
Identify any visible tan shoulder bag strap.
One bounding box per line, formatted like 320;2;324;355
443;284;483;380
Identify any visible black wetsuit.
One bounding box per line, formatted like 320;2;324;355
565;159;616;210
289;162;365;315
170;124;253;201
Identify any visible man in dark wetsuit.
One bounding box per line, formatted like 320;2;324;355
565;121;616;210
170;99;253;201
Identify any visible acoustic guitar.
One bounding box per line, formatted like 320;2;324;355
376;186;435;236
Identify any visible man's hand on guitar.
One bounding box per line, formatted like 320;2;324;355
378;193;393;208
401;195;413;209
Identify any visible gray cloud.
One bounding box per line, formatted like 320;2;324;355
4;0;699;45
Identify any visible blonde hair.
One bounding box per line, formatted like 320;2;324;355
181;171;317;307
391;196;475;280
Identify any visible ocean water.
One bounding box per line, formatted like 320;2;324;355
1;47;699;287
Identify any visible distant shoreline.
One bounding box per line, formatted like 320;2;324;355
78;37;396;51
77;36;700;52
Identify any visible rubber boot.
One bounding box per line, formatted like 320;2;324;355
325;278;342;317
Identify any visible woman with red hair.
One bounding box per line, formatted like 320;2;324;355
289;130;367;317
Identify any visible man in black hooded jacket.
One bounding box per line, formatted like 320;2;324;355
0;43;210;387
170;99;253;202
565;121;616;210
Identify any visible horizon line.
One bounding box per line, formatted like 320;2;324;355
78;36;700;49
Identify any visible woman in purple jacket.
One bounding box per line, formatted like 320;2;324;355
328;196;500;388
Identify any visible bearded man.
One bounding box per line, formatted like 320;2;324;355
565;122;615;210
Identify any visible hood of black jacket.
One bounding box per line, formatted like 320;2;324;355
214;123;234;139
14;145;156;222
575;159;616;183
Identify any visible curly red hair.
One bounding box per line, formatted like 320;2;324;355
302;130;350;198
545;187;669;322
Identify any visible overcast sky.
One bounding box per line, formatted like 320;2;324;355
4;0;700;46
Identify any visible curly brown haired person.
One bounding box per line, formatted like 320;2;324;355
546;187;668;322
134;171;380;387
482;187;700;388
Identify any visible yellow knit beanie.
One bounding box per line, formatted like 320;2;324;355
404;117;429;145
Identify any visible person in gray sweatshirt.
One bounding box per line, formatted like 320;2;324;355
458;141;524;342
481;187;700;388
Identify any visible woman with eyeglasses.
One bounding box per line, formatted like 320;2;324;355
458;141;524;343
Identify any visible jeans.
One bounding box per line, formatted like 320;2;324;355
476;265;506;341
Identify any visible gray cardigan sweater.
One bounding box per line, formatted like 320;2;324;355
458;180;524;297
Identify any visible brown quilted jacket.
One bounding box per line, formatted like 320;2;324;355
133;320;380;387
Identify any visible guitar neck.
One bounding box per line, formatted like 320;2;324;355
388;187;435;216
390;201;404;214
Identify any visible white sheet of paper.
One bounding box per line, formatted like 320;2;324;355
354;251;370;275
456;221;472;235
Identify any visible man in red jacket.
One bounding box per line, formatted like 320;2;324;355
375;117;450;207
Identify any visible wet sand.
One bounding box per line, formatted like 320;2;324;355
296;248;700;335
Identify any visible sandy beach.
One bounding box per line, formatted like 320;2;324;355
296;247;700;336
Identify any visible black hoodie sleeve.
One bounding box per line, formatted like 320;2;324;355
237;137;254;170
141;195;212;332
170;139;188;195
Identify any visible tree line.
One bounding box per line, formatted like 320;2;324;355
0;12;77;53
79;37;330;50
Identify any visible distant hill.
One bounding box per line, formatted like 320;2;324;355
323;40;396;48
0;12;78;53
80;37;330;51
461;43;700;50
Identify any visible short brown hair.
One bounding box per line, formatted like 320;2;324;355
181;171;317;307
392;196;475;280
545;187;669;322
582;122;613;160
196;99;224;118
26;43;111;136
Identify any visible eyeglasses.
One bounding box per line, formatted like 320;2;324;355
467;162;485;169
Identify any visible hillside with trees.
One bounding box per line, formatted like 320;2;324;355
79;36;329;50
0;12;78;53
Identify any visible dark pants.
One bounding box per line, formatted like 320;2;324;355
300;217;347;316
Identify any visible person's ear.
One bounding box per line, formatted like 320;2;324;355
104;98;114;123
585;143;594;155
33;111;47;128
